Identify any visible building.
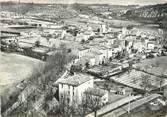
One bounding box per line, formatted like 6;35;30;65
75;31;95;42
100;24;107;34
57;73;94;105
75;54;96;67
163;86;167;98
78;46;91;58
1;37;18;45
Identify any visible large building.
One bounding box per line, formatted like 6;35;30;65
57;73;94;105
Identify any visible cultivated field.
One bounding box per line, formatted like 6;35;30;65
0;52;44;94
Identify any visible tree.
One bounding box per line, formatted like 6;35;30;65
4;43;77;117
83;92;102;116
140;74;152;94
161;31;167;50
52;89;102;117
157;69;166;92
156;76;165;93
81;39;85;44
70;64;82;74
85;62;90;69
35;40;40;47
51;92;76;117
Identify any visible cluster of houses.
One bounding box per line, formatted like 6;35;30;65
1;14;165;63
1;12;167;117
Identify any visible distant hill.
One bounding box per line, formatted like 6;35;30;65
0;2;136;19
125;3;167;21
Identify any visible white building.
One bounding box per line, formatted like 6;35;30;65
101;24;106;34
57;73;94;105
78;46;91;58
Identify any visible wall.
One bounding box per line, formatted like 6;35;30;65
96;95;141;116
77;79;94;104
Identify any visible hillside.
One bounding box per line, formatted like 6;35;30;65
125;3;167;21
0;2;136;20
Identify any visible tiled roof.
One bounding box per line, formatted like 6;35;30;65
57;73;93;86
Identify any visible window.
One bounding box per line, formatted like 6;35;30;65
61;84;63;88
103;98;106;101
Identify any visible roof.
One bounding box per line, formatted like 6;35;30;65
18;42;34;49
110;69;167;91
78;46;90;51
46;51;57;56
0;27;20;34
97;46;108;50
84;88;107;97
88;64;121;74
32;47;50;54
91;50;103;55
57;73;93;86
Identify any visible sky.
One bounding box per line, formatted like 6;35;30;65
1;0;167;5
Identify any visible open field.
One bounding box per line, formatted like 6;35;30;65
0;52;44;94
134;56;167;76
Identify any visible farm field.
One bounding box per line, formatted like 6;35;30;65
0;52;44;94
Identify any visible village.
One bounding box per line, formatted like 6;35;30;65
1;5;167;117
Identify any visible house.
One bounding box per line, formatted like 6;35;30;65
75;46;104;66
18;42;34;49
1;37;18;45
75;54;96;67
84;88;109;106
57;73;94;105
115;87;133;96
79;14;89;19
95;45;113;62
78;46;91;58
133;40;145;53
91;50;104;65
76;31;95;42
100;24;107;34
106;37;117;45
65;42;89;59
146;41;160;50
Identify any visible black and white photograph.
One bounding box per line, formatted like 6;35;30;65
0;0;167;117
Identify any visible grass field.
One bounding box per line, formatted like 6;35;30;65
134;56;167;76
0;52;44;94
